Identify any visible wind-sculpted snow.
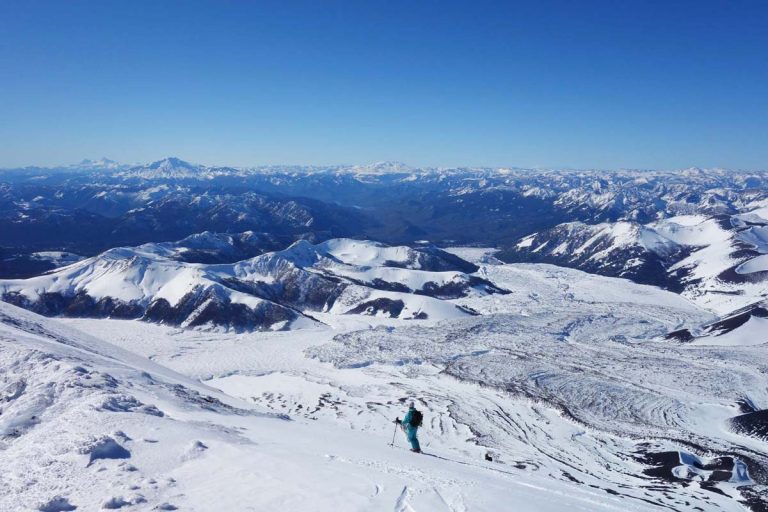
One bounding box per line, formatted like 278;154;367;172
0;300;287;509
1;300;673;512
309;262;768;509
316;303;762;448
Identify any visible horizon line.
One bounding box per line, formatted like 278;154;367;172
0;156;765;174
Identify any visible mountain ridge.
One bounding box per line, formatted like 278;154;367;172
0;238;501;330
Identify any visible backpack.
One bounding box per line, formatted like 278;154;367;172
409;410;423;428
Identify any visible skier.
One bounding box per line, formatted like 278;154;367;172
394;402;423;453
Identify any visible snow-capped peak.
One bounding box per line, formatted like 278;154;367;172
147;157;199;171
119;157;206;179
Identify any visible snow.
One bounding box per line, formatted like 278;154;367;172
442;246;501;265
651;215;729;246
459;262;706;315
0;248;207;305
532;214;768;315
28;251;84;268
514;221;682;270
666;217;768;312
331;265;467;292
738;225;768;253
34;261;762;509
345;161;413;175
516;235;535;248
321;239;416;267
735;206;768;224
0;238;484;328
637;228;677;254
691;315;768;346
512;209;768;315
0;298;666;512
736;254;768;274
327;285;469;321
2;250;767;510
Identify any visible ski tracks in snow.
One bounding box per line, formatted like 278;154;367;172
395;486;415;512
394;485;466;512
323;451;468;512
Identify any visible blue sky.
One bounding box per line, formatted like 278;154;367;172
1;0;766;169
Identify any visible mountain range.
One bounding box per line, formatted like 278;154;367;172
504;208;768;314
0;238;502;330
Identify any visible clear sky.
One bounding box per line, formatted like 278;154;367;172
1;0;766;169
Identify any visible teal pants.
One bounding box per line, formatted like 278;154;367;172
405;425;420;451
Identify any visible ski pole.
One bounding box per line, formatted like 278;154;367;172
389;422;398;447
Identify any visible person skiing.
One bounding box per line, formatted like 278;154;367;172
394;402;423;453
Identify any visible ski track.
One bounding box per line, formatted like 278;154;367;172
394;486;414;512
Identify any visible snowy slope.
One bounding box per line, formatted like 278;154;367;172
666;301;768;347
60;260;768;511
506;210;768;314
307;262;768;509
28;251;84;267
505;220;688;290
0;299;687;512
661;213;768;314
135;230;287;264
733;208;768;274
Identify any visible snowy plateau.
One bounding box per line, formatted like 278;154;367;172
1;159;767;511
